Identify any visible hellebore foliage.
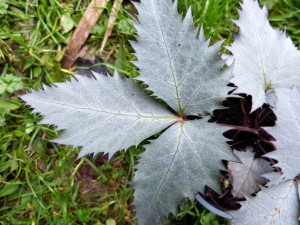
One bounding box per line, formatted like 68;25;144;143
21;0;300;224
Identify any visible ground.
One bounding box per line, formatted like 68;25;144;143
0;0;299;224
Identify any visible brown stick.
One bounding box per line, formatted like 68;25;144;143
61;0;108;69
100;0;124;54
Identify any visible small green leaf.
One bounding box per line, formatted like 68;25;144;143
117;18;135;35
25;122;34;134
0;99;21;110
106;219;116;225
0;183;19;198
115;44;127;71
0;112;5;126
0;74;24;94
0;161;12;173
14;130;23;137
33;66;42;78
0;1;8;15
60;14;74;34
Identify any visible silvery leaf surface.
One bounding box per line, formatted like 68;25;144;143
221;53;234;67
132;0;231;115
21;72;177;158
228;148;273;198
133;119;236;225
228;0;300;111
231;181;299;225
262;172;284;188
264;87;300;180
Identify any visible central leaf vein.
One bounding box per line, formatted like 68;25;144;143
150;122;184;211
152;0;183;114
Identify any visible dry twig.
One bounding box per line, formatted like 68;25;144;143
100;0;124;54
61;0;108;69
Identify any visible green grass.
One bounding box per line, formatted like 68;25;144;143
0;0;300;224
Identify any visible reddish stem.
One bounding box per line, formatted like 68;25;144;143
258;110;272;125
240;98;250;126
217;123;260;134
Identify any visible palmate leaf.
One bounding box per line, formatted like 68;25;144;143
228;148;273;198
21;72;177;158
231;181;299;225
132;0;231;115
228;0;300;111
22;1;236;224
133;119;236;225
130;0;237;224
264;87;300;181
